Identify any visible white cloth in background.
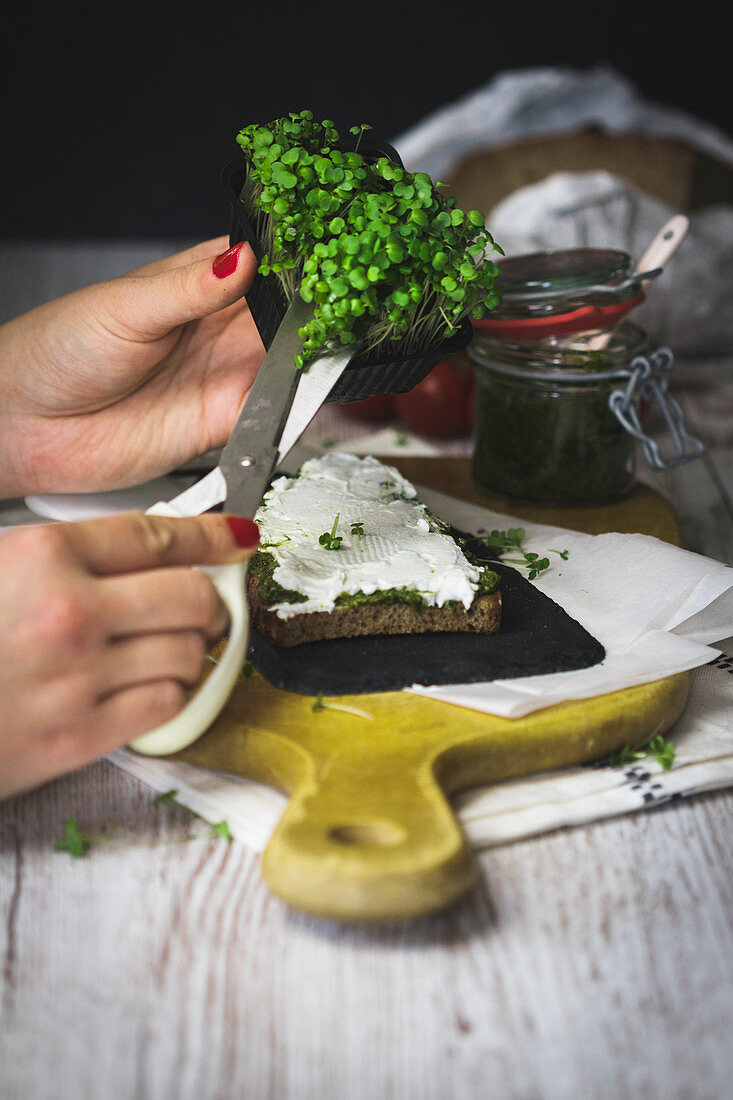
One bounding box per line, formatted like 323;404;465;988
486;171;733;356
392;65;733;357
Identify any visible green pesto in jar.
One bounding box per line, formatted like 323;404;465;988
470;322;650;505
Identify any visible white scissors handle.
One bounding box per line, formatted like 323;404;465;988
128;500;250;756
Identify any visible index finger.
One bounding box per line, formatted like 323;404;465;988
61;512;259;575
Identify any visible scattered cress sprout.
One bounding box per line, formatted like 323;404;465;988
607;735;676;770
153;789;179;804
318;513;343;550
477;528;569;581
236;110;503;368
52;804;234;858
54;818;89;857
311;691;374;720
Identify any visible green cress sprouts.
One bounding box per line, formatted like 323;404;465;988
236;110;503;368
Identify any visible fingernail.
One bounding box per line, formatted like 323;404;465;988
226;516;260;548
212;241;244;279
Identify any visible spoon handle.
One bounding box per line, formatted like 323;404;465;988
588;214;690;350
636;214;689;285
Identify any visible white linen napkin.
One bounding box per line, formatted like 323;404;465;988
407;487;733;717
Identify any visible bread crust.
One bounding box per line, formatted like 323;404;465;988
247;573;501;648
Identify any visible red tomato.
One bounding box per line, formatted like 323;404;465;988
337;394;395;421
393;354;474;437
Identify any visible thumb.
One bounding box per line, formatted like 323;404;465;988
104;240;258;342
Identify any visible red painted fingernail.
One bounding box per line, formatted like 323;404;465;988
226;516;260;548
212;241;244;279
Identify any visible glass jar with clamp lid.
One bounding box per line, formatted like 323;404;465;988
469;249;705;506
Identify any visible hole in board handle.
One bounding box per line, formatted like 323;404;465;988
328;820;407;848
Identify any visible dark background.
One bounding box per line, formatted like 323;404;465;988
2;8;729;241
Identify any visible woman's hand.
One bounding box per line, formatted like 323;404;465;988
0;510;259;800
0;237;262;497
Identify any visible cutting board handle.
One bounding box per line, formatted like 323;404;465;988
261;751;479;922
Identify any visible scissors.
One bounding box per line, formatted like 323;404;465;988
130;295;357;756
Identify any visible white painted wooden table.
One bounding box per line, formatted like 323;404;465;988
1;242;732;1100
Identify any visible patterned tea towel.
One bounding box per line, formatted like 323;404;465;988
110;641;733;851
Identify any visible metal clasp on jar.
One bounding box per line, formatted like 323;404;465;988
609;348;706;470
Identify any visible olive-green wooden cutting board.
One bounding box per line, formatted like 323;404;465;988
168;460;689;922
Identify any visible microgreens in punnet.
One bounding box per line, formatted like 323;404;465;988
236;110;503;368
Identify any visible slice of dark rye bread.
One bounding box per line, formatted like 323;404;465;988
246;550;501;648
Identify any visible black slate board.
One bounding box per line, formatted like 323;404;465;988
246;533;605;696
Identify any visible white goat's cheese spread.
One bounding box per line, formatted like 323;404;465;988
254;452;480;619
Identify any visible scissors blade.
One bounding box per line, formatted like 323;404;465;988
224;346;356;515
221;307;358;516
156;465;228;517
161;296;357;518
218;295;311;517
276;342;356;463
